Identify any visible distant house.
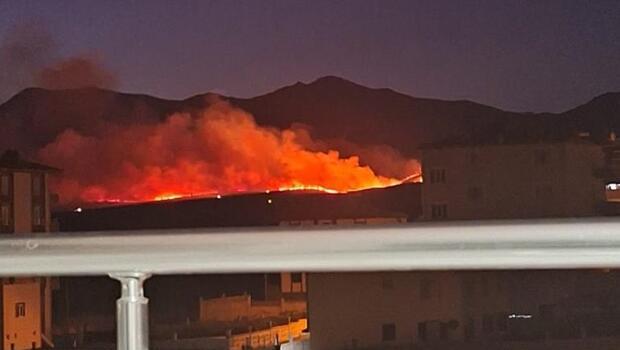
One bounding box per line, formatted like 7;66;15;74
0;150;58;350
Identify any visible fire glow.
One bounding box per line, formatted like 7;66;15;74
38;101;420;205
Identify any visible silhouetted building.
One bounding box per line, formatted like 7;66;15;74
0;150;58;350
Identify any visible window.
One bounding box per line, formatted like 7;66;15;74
33;205;43;227
495;313;508;331
15;303;25;318
31;173;46;231
417;322;427;342
291;272;302;283
479;276;489;296
539;304;555;321
470;151;479;164
463;278;475;299
382;275;393;290
429;169;446;184
266;273;281;286
32;173;42;197
0;174;9;196
382;323;396;341
1;204;10;227
535;185;553;199
535;150;549;164
420;278;432;299
467;186;483;201
482;314;494;333
431;204;448;219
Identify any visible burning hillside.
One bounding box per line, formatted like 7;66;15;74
38;100;420;205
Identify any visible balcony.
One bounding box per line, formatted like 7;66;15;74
3;218;620;350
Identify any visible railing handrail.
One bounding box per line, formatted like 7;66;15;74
2;217;620;276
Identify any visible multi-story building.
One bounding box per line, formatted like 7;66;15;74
308;271;466;350
420;141;606;220
308;140;620;350
0;150;58;350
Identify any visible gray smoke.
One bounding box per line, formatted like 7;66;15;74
0;22;117;104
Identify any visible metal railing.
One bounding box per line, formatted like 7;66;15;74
3;218;620;350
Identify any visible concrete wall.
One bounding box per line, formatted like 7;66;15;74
200;295;251;323
200;295;306;324
308;272;465;350
227;318;307;350
2;281;41;350
421;143;605;220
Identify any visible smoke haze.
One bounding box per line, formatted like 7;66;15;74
0;22;117;103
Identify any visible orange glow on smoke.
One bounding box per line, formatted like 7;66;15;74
38;101;420;204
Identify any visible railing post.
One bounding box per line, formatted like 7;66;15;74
109;272;151;350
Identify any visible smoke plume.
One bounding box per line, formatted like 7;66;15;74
0;23;117;103
38;101;412;204
36;55;117;90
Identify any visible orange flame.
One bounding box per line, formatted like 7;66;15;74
38;101;420;204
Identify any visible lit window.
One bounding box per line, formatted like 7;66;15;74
15;303;25;318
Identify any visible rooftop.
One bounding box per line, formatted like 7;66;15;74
0;150;60;172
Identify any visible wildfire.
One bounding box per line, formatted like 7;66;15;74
38;100;421;205
153;193;184;201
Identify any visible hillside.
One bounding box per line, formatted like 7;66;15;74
1;76;619;156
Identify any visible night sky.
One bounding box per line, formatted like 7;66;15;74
1;0;619;112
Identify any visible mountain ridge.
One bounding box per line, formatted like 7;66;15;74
1;76;619;155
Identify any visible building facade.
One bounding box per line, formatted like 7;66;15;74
0;150;57;350
308;272;466;350
308;141;620;350
420;142;605;220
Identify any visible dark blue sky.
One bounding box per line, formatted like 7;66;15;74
1;0;619;112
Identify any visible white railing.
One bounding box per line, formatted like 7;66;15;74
3;218;620;350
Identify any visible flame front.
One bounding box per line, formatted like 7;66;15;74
38;101;419;204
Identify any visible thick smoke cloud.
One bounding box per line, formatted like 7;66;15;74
289;125;420;180
38;101;409;204
0;23;117;103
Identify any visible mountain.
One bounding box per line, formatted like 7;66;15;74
1;76;619;155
